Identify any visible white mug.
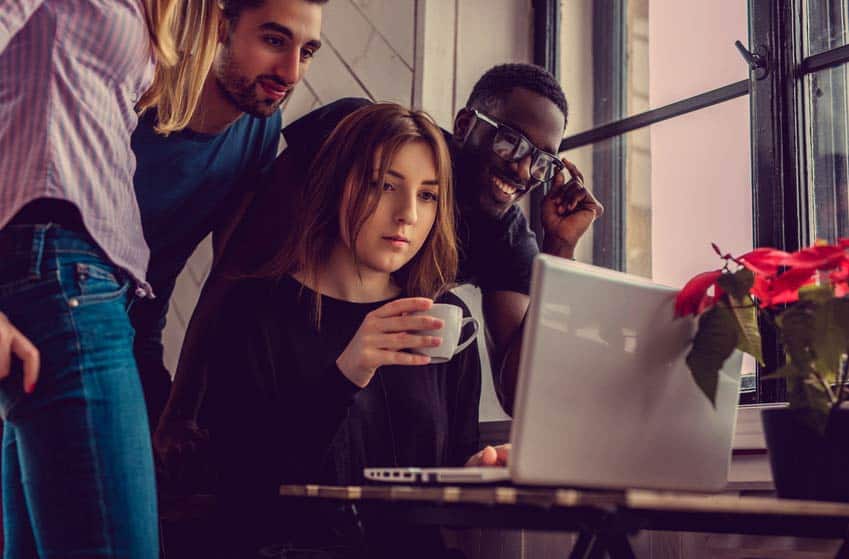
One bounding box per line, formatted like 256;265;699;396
411;303;480;363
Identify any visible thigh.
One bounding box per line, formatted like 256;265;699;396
0;235;158;558
1;423;37;559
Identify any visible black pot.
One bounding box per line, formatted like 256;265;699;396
762;407;849;501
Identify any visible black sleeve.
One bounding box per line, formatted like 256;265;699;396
282;97;372;164
460;206;540;296
441;294;482;466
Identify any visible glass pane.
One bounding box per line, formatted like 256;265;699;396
560;0;749;136
806;63;849;242
805;0;849;57
564;96;754;388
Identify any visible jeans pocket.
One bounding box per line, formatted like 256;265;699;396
0;361;25;421
70;262;130;307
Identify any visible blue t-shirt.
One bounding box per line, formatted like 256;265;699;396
129;109;281;424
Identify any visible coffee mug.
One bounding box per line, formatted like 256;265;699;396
411;303;479;363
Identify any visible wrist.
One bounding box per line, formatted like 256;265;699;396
542;235;576;259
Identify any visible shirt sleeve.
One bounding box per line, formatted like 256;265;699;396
461;206;540;295
0;1;46;53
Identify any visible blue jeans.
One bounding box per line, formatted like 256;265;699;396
0;224;158;558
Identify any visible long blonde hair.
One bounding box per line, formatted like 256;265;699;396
138;0;221;135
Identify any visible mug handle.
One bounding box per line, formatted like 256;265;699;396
453;317;480;355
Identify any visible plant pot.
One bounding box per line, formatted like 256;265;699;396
761;406;849;502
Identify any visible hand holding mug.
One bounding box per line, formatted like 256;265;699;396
336;297;444;388
410;303;480;363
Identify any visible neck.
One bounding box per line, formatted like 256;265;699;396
296;242;399;302
187;74;244;134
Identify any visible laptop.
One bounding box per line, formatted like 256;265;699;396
365;254;743;491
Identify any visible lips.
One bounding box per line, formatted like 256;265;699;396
490;173;523;204
258;78;290;100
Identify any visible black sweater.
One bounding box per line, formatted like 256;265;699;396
202;275;482;494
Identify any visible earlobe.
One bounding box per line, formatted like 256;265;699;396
453;108;475;144
217;15;228;43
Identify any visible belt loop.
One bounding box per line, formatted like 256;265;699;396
28;224;51;279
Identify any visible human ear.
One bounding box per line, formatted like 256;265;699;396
453;108;476;144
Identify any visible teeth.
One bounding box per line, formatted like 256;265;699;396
493;175;517;196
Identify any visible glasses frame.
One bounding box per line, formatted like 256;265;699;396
470;108;565;189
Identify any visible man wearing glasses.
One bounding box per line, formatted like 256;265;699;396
155;64;602;465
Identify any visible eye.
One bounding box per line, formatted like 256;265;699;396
419;190;439;202
301;48;316;61
382;182;396;192
263;35;284;48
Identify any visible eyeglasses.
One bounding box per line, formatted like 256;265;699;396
470;109;565;187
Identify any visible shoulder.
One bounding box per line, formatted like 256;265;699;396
282;98;372;154
218;278;280;319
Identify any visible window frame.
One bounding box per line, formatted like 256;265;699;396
538;0;849;404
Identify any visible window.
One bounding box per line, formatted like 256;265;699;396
534;0;849;403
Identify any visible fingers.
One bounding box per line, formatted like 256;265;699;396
371;332;442;351
378;349;431;367
12;334;40;393
378;314;443;333
371;297;433;318
561;157;584;183
0;313;40;393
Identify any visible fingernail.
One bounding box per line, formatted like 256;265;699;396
431;336;442;346
24;383;33;394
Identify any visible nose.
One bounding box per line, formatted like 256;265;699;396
273;48;302;86
510;153;533;184
395;191;418;226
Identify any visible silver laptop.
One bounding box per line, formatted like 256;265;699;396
365;254;743;491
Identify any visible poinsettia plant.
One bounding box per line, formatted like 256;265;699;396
676;240;849;431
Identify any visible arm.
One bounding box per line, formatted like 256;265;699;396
487;160;604;416
0;1;46;53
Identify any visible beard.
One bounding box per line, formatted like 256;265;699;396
213;49;288;118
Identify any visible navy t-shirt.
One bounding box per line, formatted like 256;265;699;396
282;98;539;295
130;109;281;425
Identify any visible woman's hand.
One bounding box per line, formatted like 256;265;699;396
465;444;511;467
336;297;444;387
0;312;39;393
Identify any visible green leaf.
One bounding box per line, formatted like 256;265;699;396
799;284;834;304
717;268;754;301
778;303;817;374
728;297;764;365
812;299;847;383
686;304;738;407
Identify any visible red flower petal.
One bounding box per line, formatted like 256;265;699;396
675;270;723;317
752;267;816;308
783;245;847;271
739;248;791;276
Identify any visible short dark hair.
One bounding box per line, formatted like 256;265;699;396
221;0;329;24
466;63;568;125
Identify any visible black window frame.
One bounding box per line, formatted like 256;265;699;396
534;0;849;404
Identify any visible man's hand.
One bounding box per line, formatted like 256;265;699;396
0;312;39;393
540;158;604;259
465;444;511;467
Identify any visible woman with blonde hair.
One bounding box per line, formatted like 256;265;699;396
201;103;482;557
0;1;216;556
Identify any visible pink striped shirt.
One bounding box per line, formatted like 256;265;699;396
0;0;155;292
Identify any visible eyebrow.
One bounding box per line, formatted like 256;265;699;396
258;22;323;50
387;169;439;186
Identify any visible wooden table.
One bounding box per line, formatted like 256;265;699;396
279;484;849;558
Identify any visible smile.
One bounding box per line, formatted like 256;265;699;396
258;79;290;100
492;174;521;199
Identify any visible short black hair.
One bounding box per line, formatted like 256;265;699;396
466;63;568;125
221;0;329;24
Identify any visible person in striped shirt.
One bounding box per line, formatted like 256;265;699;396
0;1;214;556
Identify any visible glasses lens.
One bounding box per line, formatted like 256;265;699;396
531;153;558;181
492;128;521;160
